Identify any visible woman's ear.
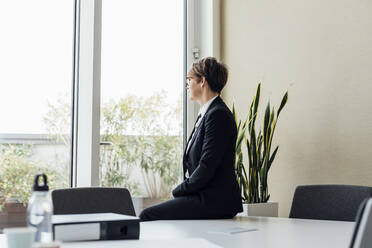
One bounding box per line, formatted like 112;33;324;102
201;76;206;87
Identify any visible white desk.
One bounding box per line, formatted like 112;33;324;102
0;216;355;248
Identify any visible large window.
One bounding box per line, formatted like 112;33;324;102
0;0;74;201
0;0;216;208
99;0;184;199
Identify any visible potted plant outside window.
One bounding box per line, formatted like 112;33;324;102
0;145;65;232
233;83;288;217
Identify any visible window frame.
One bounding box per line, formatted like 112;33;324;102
72;0;102;187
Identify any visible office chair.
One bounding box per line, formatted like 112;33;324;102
52;187;136;216
289;185;372;221
349;198;372;248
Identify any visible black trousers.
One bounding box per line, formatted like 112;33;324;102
139;195;236;221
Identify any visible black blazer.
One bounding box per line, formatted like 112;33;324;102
172;96;243;215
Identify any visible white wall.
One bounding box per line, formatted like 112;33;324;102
221;0;372;217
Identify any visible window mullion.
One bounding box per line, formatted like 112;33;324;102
73;0;102;187
186;0;220;137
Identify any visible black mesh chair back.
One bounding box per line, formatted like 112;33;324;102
52;187;136;216
289;185;372;221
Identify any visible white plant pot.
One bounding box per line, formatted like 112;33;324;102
237;202;278;217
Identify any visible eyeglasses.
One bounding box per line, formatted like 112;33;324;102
185;77;192;88
185;76;196;88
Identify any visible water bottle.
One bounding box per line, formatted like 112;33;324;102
27;174;54;243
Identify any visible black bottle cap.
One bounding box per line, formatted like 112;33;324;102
33;174;49;191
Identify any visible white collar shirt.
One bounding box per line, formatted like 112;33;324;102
195;95;219;128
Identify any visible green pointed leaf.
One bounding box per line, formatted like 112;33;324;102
277;91;288;117
266;107;275;149
267;118;279;159
242;119;247;130
257;134;263;170
253;83;261;114
263;102;271;146
246;139;252;170
236;130;245;151
268;146;279;171
248;100;254;124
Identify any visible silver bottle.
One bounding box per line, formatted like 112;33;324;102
27;174;53;243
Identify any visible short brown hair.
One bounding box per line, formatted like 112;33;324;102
191;57;228;94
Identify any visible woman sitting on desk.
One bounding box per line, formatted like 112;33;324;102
140;57;242;221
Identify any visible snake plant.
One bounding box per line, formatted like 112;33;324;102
233;83;288;203
233;104;249;201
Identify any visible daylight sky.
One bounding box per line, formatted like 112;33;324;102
0;0;183;134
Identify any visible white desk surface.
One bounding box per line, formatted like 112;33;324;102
0;216;355;248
